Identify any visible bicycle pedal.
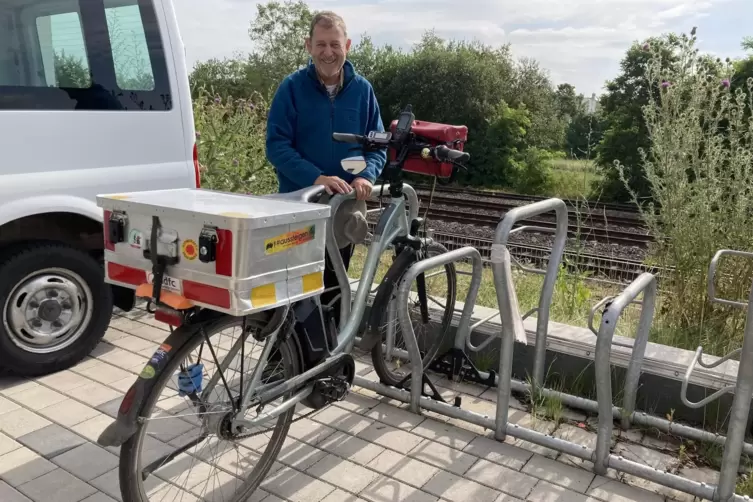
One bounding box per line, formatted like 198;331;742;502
315;377;350;402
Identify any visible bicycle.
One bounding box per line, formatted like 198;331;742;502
98;105;470;502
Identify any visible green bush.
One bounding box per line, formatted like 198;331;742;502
193;89;278;195
620;30;753;355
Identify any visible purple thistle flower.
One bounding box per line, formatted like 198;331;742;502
232;159;239;167
248;102;256;110
661;80;671;89
722;79;731;89
642;43;650;51
214;97;221;104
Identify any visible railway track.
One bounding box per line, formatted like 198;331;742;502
411;183;642;215
417;194;645;229
367;201;653;247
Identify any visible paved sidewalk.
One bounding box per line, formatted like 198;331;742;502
0;306;716;502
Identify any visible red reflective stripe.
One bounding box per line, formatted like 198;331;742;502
103;210;114;251
155;310;183;327
107;262;146;286
183;280;231;309
216;229;232;277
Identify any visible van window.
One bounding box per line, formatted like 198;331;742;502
0;0;171;110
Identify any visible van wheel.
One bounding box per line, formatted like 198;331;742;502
0;243;113;376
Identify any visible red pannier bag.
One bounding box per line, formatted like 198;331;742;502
388;119;468;178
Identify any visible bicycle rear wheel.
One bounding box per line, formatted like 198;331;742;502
119;313;300;502
369;242;457;387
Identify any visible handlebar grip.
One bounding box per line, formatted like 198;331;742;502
435;145;470;163
332;133;363;144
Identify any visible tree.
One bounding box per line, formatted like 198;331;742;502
54;51;90;88
555;83;583;122
248;0;313;85
593;34;684;202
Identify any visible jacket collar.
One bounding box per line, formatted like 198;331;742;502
306;58;356;93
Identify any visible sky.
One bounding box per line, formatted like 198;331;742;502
173;0;752;97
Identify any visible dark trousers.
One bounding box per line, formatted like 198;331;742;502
321;244;354;324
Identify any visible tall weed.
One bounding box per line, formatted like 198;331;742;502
617;31;753;355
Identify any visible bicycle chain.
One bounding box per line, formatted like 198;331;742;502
231;407;320;440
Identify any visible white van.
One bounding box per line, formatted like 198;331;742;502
0;0;198;375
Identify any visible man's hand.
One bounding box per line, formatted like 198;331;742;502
351;177;373;201
315;175;352;195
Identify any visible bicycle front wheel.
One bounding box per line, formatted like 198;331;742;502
369;242;457;387
119;313;300;502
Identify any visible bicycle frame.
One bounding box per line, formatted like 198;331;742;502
229;182;421;430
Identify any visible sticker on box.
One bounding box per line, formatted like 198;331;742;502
128;229;144;249
147;272;181;293
264;225;315;255
182;239;198;260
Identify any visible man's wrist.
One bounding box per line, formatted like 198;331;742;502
355;174;375;184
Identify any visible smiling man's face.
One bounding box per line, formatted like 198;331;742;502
306;20;351;83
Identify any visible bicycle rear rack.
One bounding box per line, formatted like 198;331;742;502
351;197;753;502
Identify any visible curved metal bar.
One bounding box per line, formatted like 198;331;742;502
494;198;568;389
681;347;737;409
594;272;657;474
263;185;327;203
396;246;483;412
707;249;753;310
588;296;614;336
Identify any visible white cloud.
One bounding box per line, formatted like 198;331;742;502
173;0;746;96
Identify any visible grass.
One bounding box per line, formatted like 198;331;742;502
346;245;644;339
545;158;603;201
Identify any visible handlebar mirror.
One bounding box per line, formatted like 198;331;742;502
341;156;368;175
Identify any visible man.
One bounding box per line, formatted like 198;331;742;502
265;11;387;324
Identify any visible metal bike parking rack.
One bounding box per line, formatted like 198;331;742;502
349;195;753;501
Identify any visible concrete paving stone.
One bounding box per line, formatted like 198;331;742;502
128;324;172;343
70;357;105;373
357;422;426;455
679;465;719;486
433;376;486;397
0;433;21;456
273;436;328;471
553;423;600;469
0;379;39;397
422;469;503;502
66;381;123;407
51;442;119;481
320;488;368;502
187;469;245;502
464;458;539;499
493;494;524;502
332;392;381;414
287;418;337;446
37;398;101;427
109;334;159;353
80;493;118;502
587;476;664;502
0;480;32;502
90;469;124;501
462;435;533;471
410;418;477;450
137;411;195;443
94;348;149;372
152;451;218;489
0;395;21;415
76;363;134;386
360;476;438;502
261;465;336;502
527;480;600;502
102;328;130;343
17;424;86;458
306;454;381;493
317;431;385;465
70;413;115;443
137;345;162;359
146;485;202;502
408;439;478;475
366;402;426;430
0;447;57;487
366;449;440;488
313;404;375;435
522;454;595;493
107;377;136;394
96;397;125;419
6;385;68;412
0;409;52;438
17;468;97;502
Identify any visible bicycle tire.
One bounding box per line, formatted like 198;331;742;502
368;242;457;387
119;313;301;502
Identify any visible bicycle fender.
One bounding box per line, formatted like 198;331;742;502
358;247;417;351
96;322;204;448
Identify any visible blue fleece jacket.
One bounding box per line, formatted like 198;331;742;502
266;60;387;193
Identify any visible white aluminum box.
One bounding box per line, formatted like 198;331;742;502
96;188;331;316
